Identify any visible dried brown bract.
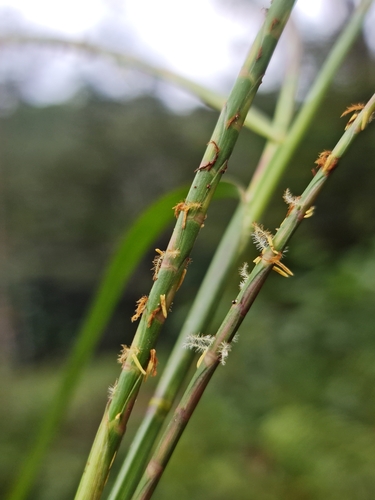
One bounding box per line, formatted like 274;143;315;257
173;201;202;229
341;103;365;117
283;188;300;215
145;349;158;379
131;295;148;322
118;344;131;366
341;103;365;130
152;249;164;280
147;306;161;328
195;141;220;171
314;150;332;170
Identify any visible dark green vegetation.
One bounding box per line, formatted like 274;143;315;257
2;32;375;499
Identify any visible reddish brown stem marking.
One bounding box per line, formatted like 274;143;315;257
147;306;161;328
195;140;220;172
226;111;241;129
270;18;280;31
323;156;339;174
220;160;228;174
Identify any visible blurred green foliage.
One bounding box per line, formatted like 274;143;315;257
1;32;375;498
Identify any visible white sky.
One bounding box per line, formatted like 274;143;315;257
0;0;373;109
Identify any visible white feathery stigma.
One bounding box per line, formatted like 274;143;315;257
218;341;232;365
283;188;300;207
252;223;273;252
183;333;214;353
239;262;250;289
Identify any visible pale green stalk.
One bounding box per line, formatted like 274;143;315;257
242;0;374;233
108;2;373;495
107;19;301;500
3;3;371;500
2;35;279;142
133;94;375;500
74;2;296;498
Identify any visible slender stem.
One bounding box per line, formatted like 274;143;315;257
2;35;280;142
107;18;301;500
108;2;372;496
243;0;374;234
5;186;189;500
133;94;375;500
74;2;296;498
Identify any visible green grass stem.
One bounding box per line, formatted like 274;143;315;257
243;0;374;234
107;18;302;500
2;35;280;142
6;181;238;500
108;4;374;495
132;94;375;500
74;2;296;498
5;187;186;500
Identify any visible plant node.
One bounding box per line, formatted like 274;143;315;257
173;202;202;229
314;150;332;171
252;223;293;278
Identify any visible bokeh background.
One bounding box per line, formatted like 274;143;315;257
1;0;375;498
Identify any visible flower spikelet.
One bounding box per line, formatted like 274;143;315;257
118;344;131;365
131;295;148;322
152;249;164;281
252;223;273;252
173;201;202;229
283;188;300;207
183;333;214;353
341;103;365;130
314;150;332;171
341;103;365;117
218;341;232;365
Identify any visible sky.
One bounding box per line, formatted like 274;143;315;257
0;0;374;110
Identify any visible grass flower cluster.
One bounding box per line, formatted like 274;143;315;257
4;1;375;499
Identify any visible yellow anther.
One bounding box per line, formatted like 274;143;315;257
304;206;315;218
273;265;290;278
274;261;294;276
131;352;146;375
197;350;207;368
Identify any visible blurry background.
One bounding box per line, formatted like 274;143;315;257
1;0;375;498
